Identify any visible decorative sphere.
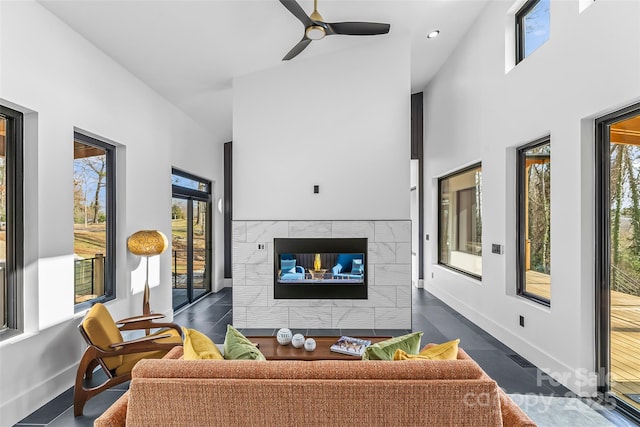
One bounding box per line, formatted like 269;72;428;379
291;333;305;348
276;328;293;345
304;338;316;352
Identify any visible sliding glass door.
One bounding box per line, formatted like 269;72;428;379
596;104;640;421
171;169;212;311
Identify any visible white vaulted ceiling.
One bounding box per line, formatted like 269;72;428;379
38;0;488;141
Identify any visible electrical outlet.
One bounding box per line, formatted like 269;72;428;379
257;244;266;250
431;272;434;279
519;315;525;327
492;244;503;254
313;185;319;194
425;234;430;241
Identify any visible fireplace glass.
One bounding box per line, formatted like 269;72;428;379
274;238;367;299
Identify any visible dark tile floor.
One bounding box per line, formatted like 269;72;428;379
14;287;637;426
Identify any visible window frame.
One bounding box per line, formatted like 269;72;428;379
437;162;483;280
171;167;212;309
516;135;551;306
0;105;24;338
515;0;550;64
73;132;116;311
595;102;640;422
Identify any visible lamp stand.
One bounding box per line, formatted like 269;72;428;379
143;256;150;316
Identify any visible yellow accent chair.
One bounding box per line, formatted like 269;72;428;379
73;303;182;416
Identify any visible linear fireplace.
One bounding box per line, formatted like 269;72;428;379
274;238;368;299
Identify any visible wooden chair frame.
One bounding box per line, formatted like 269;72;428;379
74;312;182;416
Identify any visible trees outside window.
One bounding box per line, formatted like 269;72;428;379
595;104;640;417
516;0;550;63
609;125;640;295
438;164;482;278
73;133;115;306
517;137;551;304
171;169;211;310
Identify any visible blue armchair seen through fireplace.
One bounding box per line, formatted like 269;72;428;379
280;258;306;280
331;253;364;280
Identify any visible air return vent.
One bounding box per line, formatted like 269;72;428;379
507;354;536;368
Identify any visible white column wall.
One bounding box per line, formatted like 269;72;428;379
231;33;412;333
232;36;411;221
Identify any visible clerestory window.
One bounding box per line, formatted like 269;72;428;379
516;0;550;64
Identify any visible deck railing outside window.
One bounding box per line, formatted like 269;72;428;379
172;248;207;290
74;255;105;304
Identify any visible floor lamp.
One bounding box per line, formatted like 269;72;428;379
127;230;168;316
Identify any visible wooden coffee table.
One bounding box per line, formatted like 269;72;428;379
247;336;389;361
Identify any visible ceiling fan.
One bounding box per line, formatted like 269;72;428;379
279;0;390;61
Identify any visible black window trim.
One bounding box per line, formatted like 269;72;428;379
0;105;24;337
171;167;212;308
516;0;544;64
516;135;551;307
437;162;483;281
595;102;640;424
171;166;211;198
73;131;116;311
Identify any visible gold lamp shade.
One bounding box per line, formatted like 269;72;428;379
127;230;168;256
128;230;168;317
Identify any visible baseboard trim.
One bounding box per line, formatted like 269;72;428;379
1;363;77;426
425;285;595;396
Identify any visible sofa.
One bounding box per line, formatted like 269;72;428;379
94;345;535;426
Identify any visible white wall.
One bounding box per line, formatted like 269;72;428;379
170;130;226;293
0;1;223;424
423;0;640;395
233;36;411;221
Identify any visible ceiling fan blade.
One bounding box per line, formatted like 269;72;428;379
326;22;390;36
283;36;312;61
279;0;314;27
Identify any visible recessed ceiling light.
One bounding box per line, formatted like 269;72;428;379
427;30;440;39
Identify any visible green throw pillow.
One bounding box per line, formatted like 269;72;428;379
362;331;424;360
223;324;266;361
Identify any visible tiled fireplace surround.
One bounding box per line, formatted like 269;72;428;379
232;220;412;329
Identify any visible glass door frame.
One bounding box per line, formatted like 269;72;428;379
171;168;212;311
595;102;640;423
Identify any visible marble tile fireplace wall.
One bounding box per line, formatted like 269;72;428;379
232;220;411;329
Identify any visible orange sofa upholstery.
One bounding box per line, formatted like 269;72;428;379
95;345;535;426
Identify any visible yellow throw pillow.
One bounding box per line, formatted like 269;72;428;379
393;339;460;361
182;327;224;360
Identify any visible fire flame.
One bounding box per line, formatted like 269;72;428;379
314;254;321;270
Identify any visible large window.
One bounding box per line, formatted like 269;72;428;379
516;0;550;64
0;106;24;337
596;104;640;420
438;164;482;278
517;137;551;304
73;132;115;306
